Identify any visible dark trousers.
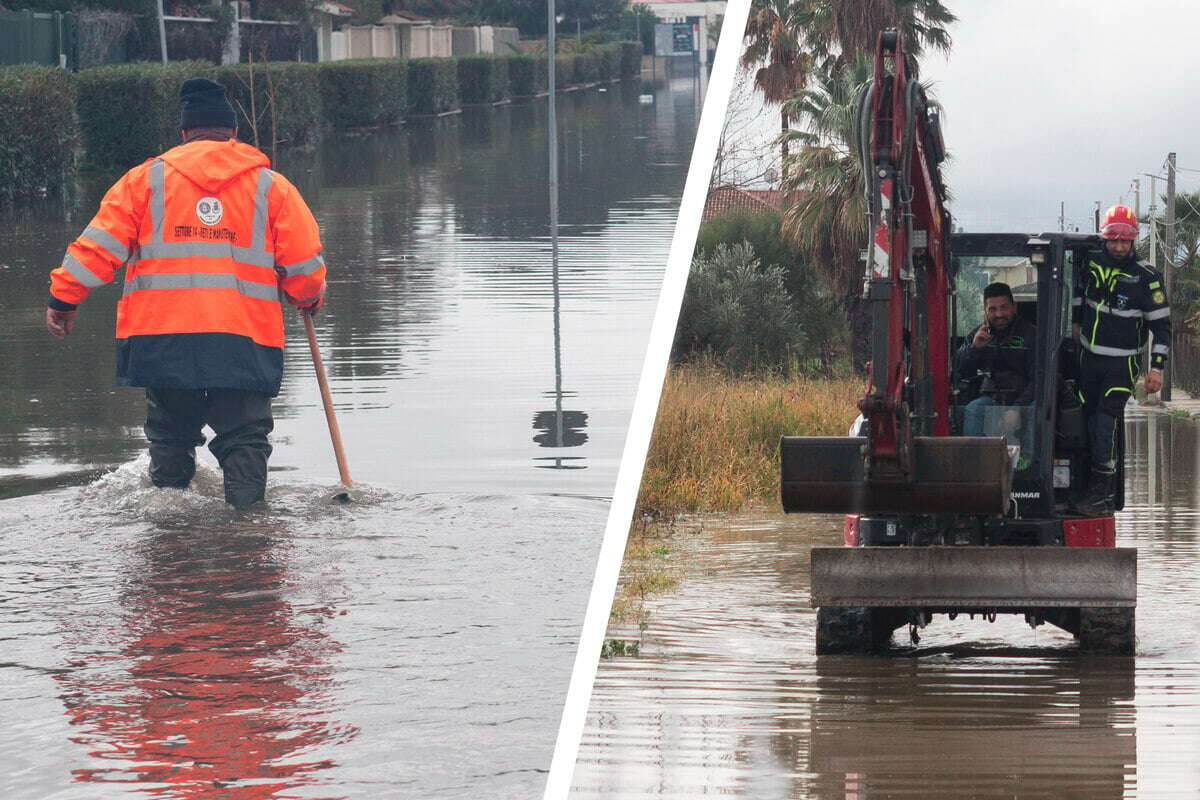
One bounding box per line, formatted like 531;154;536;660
144;388;274;508
1078;350;1137;476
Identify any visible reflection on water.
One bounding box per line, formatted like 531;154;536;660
0;77;701;798
575;408;1200;798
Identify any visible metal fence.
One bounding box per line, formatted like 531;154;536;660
0;9;72;68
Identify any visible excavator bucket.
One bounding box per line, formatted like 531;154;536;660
780;436;1013;515
810;546;1137;608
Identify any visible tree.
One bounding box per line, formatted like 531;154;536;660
800;0;955;64
777;55;874;369
741;0;809;177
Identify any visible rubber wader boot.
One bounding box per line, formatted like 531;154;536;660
1078;470;1115;516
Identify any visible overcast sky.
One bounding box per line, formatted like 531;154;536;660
726;0;1200;234
921;0;1200;233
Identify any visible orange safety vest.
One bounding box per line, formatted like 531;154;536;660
48;139;326;395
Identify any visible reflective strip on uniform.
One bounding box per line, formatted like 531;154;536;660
279;253;324;278
1086;298;1143;318
1153;344;1170;355
62;253;106;288
138;241;275;269
251;168;273;252
149;160;165;243
82;226;130;263
123;272;281;302
1105;386;1132;397
1081;340;1140;357
1071;297;1082;306
1145;306;1170;320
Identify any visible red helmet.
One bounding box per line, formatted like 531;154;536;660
1100;204;1138;241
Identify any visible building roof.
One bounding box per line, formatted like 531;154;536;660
378;11;432;24
315;1;354;16
703;186;785;221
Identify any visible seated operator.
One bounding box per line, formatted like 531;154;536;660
956;282;1037;443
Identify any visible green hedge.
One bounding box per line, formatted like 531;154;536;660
0;66;78;202
457;55;510;105
504;53;544;97
553;54;575;88
408;57;458;115
75;61;199;170
619;41;642;77
1;43;645;182
212;61;322;151
316;59;407;129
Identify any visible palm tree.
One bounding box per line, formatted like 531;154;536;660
741;0;810;177
801;0;956;63
777;55;873;367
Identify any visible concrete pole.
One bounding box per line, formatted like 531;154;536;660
156;0;168;63
1163;152;1176;401
548;0;562;451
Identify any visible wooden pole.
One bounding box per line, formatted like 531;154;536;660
303;311;353;489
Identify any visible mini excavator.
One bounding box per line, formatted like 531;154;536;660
780;30;1136;655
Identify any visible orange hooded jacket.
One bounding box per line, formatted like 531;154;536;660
48;139;326;396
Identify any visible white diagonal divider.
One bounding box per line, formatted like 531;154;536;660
541;1;753;795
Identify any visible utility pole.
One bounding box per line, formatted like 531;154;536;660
1134;177;1141;221
1163;152;1176;401
1149;174;1158;270
1059;201;1065;232
156;0;168;63
1094;201;1101;233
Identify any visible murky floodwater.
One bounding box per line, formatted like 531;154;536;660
576;407;1200;798
0;77;700;798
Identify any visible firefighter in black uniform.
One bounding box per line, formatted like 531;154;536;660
1072;204;1170;513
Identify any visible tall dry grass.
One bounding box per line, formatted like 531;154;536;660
636;362;862;516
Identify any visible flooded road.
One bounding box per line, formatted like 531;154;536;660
0;77;699;798
576;408;1200;798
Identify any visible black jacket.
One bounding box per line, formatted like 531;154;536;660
956;315;1037;406
1071;249;1171;369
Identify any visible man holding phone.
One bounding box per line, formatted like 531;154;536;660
957;282;1037;445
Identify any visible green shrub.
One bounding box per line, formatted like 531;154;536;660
212;61;322;152
572;51;601;84
0;66;78;202
553;54;575;87
595;43;622;80
696;208;847;369
407;57;459;115
505;53;545;97
457;55;510;105
316;59;407;128
674;242;804;373
619;41;642;77
75;61;200;169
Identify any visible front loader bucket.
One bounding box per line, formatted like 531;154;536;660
810;546;1137;609
781;436;1012;515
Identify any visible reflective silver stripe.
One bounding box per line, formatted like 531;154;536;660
62;253;106;288
251;168;273;252
1081;340;1139;357
148;160;165;243
1153;344;1170;355
1086;298;1142;318
1071;297;1082;306
82;226;130;263
123;272;281;302
1145;306;1170;321
138;241;275;269
279;253;324;278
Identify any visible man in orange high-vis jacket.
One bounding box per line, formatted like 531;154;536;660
45;78;326;508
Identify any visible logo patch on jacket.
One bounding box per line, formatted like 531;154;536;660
196;197;224;226
1154;290;1165;304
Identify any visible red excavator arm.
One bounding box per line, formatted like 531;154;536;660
780;30;1010;515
